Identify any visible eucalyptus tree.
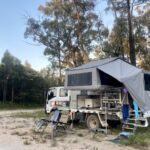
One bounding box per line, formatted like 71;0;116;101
103;16;128;59
105;0;149;65
24;0;108;84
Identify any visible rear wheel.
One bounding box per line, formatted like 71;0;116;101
86;114;100;129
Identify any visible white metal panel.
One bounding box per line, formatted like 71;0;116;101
65;68;101;90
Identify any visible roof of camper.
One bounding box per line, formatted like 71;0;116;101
68;57;121;71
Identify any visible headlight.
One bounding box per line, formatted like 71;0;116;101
50;101;56;106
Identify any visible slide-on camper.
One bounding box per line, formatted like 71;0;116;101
47;58;150;131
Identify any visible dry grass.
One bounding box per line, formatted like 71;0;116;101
51;139;57;147
23;140;31;145
11;131;28;136
92;146;99;150
11;131;20;135
77;133;84;137
13;111;46;119
91;133;103;142
72;139;78;143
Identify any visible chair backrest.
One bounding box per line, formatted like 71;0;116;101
50;109;61;123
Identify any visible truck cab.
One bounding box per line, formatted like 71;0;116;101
45;87;70;113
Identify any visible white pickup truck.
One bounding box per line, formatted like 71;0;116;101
45;87;70;113
45;87;122;129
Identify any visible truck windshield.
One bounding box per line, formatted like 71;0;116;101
47;89;56;100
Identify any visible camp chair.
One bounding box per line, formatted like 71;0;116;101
35;109;68;139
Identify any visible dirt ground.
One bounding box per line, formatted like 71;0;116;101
0;109;137;150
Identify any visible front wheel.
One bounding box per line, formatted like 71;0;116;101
86;114;100;129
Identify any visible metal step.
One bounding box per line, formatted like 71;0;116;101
127;117;146;121
130;110;142;113
123;127;135;130
124;117;148;127
122;113;148;133
124;122;136;126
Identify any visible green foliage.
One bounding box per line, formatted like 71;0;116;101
13;110;46;118
0;102;41;110
103;17;128;58
104;0;150;66
140;54;150;70
121;126;150;148
0;50;57;107
24;0;108;69
111;120;150;148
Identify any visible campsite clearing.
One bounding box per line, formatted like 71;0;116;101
0;109;142;150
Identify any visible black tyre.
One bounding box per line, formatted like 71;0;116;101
86;114;100;129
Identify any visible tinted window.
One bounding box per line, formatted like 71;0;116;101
47;88;57;100
68;72;92;86
144;74;150;91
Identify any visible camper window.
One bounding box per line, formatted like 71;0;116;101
68;72;92;86
144;74;150;91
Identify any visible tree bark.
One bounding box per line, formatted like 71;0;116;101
127;0;136;65
11;81;14;103
120;34;125;60
58;49;62;85
3;80;7;103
